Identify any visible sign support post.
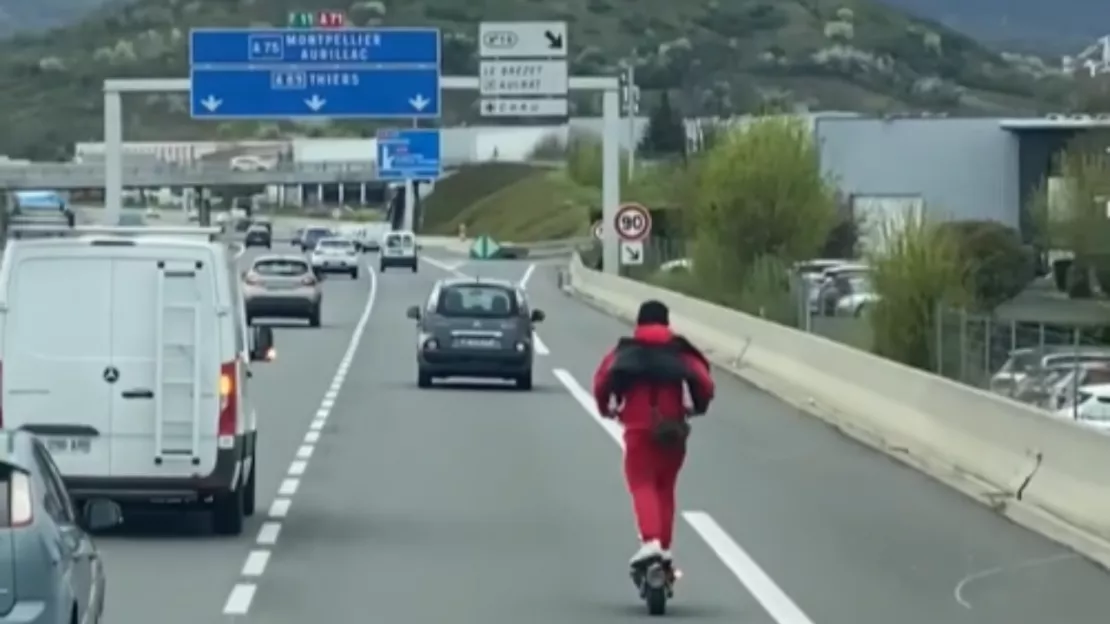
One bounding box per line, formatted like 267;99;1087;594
101;75;621;272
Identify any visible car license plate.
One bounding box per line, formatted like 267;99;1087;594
456;338;498;348
45;437;91;454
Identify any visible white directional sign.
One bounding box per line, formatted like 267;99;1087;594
479;21;568;118
479;21;568;58
480;98;568;117
614;203;652;242
479;61;568;96
620;241;644;265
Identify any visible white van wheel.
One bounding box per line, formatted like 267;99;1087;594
212;487;244;535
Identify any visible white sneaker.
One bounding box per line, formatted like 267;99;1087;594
660;549;673;562
629;539;663;566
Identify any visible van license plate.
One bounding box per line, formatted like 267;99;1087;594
45;437;91;454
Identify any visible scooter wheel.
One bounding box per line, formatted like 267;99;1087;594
646;586;667;615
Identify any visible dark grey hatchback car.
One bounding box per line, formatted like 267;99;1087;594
407;278;544;390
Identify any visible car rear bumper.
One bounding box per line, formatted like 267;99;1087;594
246;296;317;317
311;259;359;271
381;255;417;266
64;433;252;504
419;350;532;377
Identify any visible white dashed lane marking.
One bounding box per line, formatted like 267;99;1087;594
221;263;379;616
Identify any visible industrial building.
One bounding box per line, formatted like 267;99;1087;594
815;114;1109;244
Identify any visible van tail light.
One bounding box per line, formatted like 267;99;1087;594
218;361;237;446
301;275;317;286
244;273;261;285
9;472;32;527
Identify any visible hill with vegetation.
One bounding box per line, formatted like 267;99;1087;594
0;0;1082;159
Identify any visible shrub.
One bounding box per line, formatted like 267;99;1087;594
685;116;837;299
868;213;969;370
936;220;1034;309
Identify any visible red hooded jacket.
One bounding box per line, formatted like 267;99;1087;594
592;324;715;432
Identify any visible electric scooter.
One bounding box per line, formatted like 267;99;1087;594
630;556;679;615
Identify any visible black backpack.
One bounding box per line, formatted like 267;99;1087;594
607;338;694;446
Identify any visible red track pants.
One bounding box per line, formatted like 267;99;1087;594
623;431;685;549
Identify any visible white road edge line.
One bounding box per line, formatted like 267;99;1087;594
221;261;379;616
551;368;816;624
423;257;549;356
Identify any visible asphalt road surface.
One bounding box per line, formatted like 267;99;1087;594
92;239;1110;624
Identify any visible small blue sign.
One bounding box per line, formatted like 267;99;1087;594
189;27;441;119
376;129;441;180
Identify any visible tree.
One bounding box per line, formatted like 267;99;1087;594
639;91;686;157
684;117;837;301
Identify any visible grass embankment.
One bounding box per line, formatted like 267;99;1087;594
423;164;596;242
421;163;538;232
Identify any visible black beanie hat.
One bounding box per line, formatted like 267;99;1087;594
636;300;669;326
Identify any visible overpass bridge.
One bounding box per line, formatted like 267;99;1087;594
0;159;559;190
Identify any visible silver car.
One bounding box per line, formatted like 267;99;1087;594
0;429;121;624
242;255;323;327
309;238;360;279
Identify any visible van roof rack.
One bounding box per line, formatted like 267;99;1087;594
8;224;223;242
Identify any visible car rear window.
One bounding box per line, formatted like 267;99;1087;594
305;228;331;238
319;239;353;249
254;259;309;276
386;234;414;247
437;285;517;318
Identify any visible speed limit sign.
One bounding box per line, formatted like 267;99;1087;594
614;203;652;242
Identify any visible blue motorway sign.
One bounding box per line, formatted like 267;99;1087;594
189;27;440;119
376;129;441;180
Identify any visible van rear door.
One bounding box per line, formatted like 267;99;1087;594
2;256;113;476
109;255;220;478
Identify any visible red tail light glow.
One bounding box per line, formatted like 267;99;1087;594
219;361;237;439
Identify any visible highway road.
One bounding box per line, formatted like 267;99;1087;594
87;234;1110;624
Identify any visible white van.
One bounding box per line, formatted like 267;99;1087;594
0;225;275;535
379;230;418;272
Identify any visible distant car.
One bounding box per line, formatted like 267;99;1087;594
0;429;122;624
406;277;545;390
143;207;160;219
244;224;272;248
291;228;304;246
116;212;144;226
299;227;332;252
243;255;323;327
310;237;360;279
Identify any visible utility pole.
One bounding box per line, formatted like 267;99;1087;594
619;63;640;179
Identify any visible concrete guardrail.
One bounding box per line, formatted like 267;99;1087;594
565;253;1110;568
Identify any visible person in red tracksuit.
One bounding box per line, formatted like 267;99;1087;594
593;300;715;569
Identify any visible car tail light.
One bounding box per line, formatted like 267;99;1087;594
244;272;261;285
9;472;32;527
301;275;316;286
219;361;237;444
